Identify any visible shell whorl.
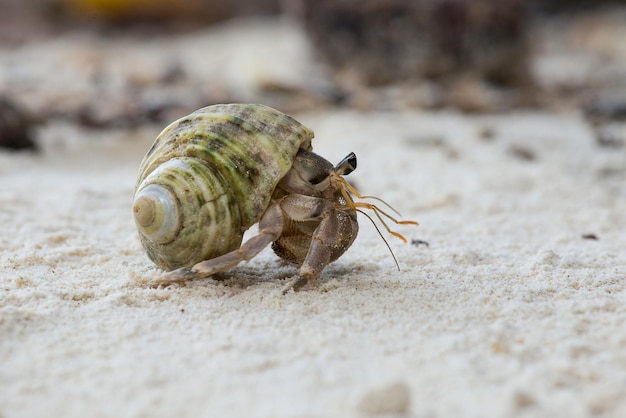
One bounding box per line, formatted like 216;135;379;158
133;183;179;244
133;104;314;271
134;157;241;270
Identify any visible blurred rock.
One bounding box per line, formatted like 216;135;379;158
583;97;626;122
583;97;626;148
299;0;531;87
530;0;625;14
0;96;38;151
0;0;62;45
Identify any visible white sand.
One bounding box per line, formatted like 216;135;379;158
2;18;626;418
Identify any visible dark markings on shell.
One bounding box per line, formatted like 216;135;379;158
145;139;159;159
133;103;315;271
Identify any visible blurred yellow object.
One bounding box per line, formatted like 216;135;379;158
69;0;129;15
64;0;228;22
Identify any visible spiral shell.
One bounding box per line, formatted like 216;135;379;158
133;104;314;270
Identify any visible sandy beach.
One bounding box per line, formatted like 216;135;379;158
2;15;626;418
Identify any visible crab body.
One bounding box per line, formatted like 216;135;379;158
133;103;365;291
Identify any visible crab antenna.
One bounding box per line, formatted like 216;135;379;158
356;209;400;271
335;171;418;269
353;201;411;243
337;177;418;236
337;183;418;243
337;176;402;217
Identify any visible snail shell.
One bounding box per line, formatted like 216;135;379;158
133;103;314;270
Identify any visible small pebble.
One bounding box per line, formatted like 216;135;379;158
508;144;536;161
411;239;429;248
511;389;536;411
356;381;411;416
582;233;598;240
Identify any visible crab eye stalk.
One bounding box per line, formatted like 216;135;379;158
334;152;357;176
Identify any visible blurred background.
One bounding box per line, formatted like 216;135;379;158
1;0;625;151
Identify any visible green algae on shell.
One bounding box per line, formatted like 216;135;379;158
133;104;314;270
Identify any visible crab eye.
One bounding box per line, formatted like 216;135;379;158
334;152;357;176
309;172;329;185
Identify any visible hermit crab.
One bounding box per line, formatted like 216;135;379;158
133;103;416;292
